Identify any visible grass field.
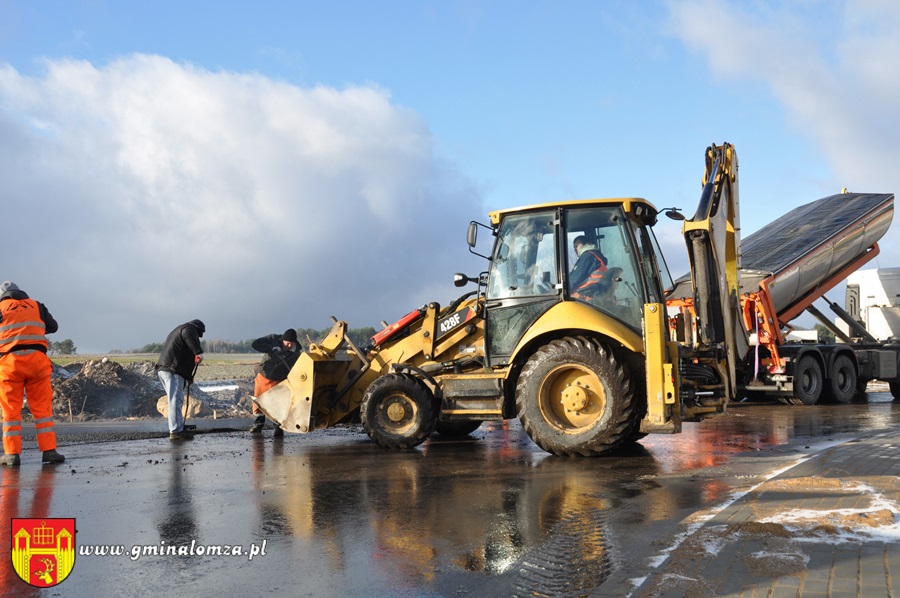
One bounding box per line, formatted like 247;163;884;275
52;353;261;382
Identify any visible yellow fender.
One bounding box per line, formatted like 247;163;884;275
510;300;645;365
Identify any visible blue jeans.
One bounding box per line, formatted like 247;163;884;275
157;370;186;433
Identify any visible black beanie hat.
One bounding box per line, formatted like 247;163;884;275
282;328;299;344
190;319;206;336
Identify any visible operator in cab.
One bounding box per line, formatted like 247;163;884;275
569;235;609;300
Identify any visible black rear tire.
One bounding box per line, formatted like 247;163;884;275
825;355;856;404
794;356;823;405
515;336;637;456
360;374;438;449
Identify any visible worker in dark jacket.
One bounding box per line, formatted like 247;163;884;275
570;235;609;300
250;328;301;435
0;281;65;466
156;319;205;440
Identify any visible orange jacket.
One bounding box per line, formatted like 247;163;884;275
0;298;49;354
572;249;608;292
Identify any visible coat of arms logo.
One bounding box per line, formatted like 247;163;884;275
10;518;76;587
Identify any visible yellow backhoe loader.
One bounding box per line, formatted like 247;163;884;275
256;143;742;456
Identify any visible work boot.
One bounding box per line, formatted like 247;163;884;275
41;450;65;464
1;453;21;467
249;415;265;434
273;426;284;438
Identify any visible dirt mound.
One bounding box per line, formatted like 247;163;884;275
51;359;164;420
50;359;255;421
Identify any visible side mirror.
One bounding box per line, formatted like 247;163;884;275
466;222;478;248
663;208;685;221
466;220;494;260
454;273;470;287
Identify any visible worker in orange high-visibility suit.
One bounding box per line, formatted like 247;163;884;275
0;281;65;467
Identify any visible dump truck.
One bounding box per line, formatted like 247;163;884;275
256;143;742;456
668;190;896;405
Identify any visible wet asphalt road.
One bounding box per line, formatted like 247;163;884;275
2;393;898;597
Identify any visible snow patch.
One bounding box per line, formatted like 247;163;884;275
759;482;900;543
198;383;239;392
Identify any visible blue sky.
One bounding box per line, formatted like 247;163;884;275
1;0;898;352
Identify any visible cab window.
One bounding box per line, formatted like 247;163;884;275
486;212;558;300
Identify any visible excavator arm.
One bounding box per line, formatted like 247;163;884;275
644;143;744;431
681;142;747;405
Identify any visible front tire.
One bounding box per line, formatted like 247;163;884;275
361;374;438;449
794;356;823;405
515;337;637;456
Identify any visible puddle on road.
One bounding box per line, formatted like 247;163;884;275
236;428;644;595
2;395;898;596
642;393;900;475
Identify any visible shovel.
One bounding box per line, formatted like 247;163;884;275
183;361;200;431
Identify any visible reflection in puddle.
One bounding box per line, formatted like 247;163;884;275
155;452;198;548
1;466;57;594
643;397;900;475
251;437;636;596
242;397;900;596
510;509;612;597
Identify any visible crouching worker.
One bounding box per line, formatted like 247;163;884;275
0;281;65;466
250;329;302;436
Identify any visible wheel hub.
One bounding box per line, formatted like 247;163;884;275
561;383;589;411
539;365;606;431
386;402;407;422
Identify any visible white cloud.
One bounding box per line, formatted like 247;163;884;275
0;55;484;352
667;0;900;263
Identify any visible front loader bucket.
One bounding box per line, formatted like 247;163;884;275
255;320;366;433
256;351;359;433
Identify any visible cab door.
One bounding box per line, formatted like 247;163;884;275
484;210;560;366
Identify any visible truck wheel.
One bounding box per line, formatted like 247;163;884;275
434;420;483;436
361;374;438;449
794;356;823;405
825;355;856;404
515;336;637;456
